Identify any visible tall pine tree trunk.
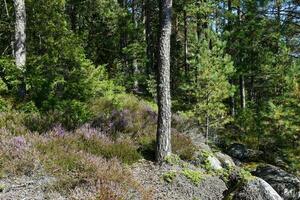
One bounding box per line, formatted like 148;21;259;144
14;0;26;98
14;0;26;70
156;0;172;163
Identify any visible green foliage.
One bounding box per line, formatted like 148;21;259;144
183;30;235;133
165;154;181;165
162;171;177;183
182;169;203;185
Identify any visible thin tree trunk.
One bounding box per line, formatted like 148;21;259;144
228;0;235;116
14;0;26;70
183;9;188;76
156;0;172;163
206;115;209;144
145;0;154;74
196;13;201;41
240;75;246;109
132;0;139;92
4;0;9;17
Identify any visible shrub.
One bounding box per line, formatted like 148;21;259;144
162;171;177;183
90;94;157;137
0;131;37;177
182;169;203;185
172;132;197;160
0;111;28;136
35;134;148;198
76;136;142;164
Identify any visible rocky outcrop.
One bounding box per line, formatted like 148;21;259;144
215;152;236;168
231;177;283;200
131;160;227;200
227;143;263;162
207;155;223;171
253;165;300;200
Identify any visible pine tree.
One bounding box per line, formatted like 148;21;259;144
156;0;173;163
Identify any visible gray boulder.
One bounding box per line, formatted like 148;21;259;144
232;177;283;200
253;165;300;200
227;143;262;162
207;156;223;171
215;152;236;168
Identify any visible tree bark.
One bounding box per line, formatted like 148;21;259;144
156;0;172;163
240;75;246;109
132;0;139;92
183;9;188;76
14;0;26;70
145;0;155;74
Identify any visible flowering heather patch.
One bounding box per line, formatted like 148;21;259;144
11;136;27;149
75;124;108;141
47;124;66;137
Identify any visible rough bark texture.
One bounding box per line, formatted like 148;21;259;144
156;0;172;163
14;0;26;70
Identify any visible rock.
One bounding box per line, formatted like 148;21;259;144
227;143;248;161
252;164;300;200
131;160;227;200
215;152;236;168
207;156;223;171
227;143;262;162
192;151;223;171
232;177;283;200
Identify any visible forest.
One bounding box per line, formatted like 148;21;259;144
0;0;299;199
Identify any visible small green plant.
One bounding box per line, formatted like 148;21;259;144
182;169;203;185
165;154;181;165
0;184;5;192
162;171;177;183
239;169;255;182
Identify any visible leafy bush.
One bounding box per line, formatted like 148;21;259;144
91;94;157;137
0;112;28;136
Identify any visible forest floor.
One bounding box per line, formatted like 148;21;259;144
0;95;299;200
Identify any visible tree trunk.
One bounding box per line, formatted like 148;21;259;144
240;75;246;109
14;0;26;70
145;0;154;74
156;0;172;163
132;0;139;92
183;9;188;76
14;0;26;98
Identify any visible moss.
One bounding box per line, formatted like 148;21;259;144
162;171;177;183
182;169;203;185
239;169;255;182
165;154;181;165
0;184;5;192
